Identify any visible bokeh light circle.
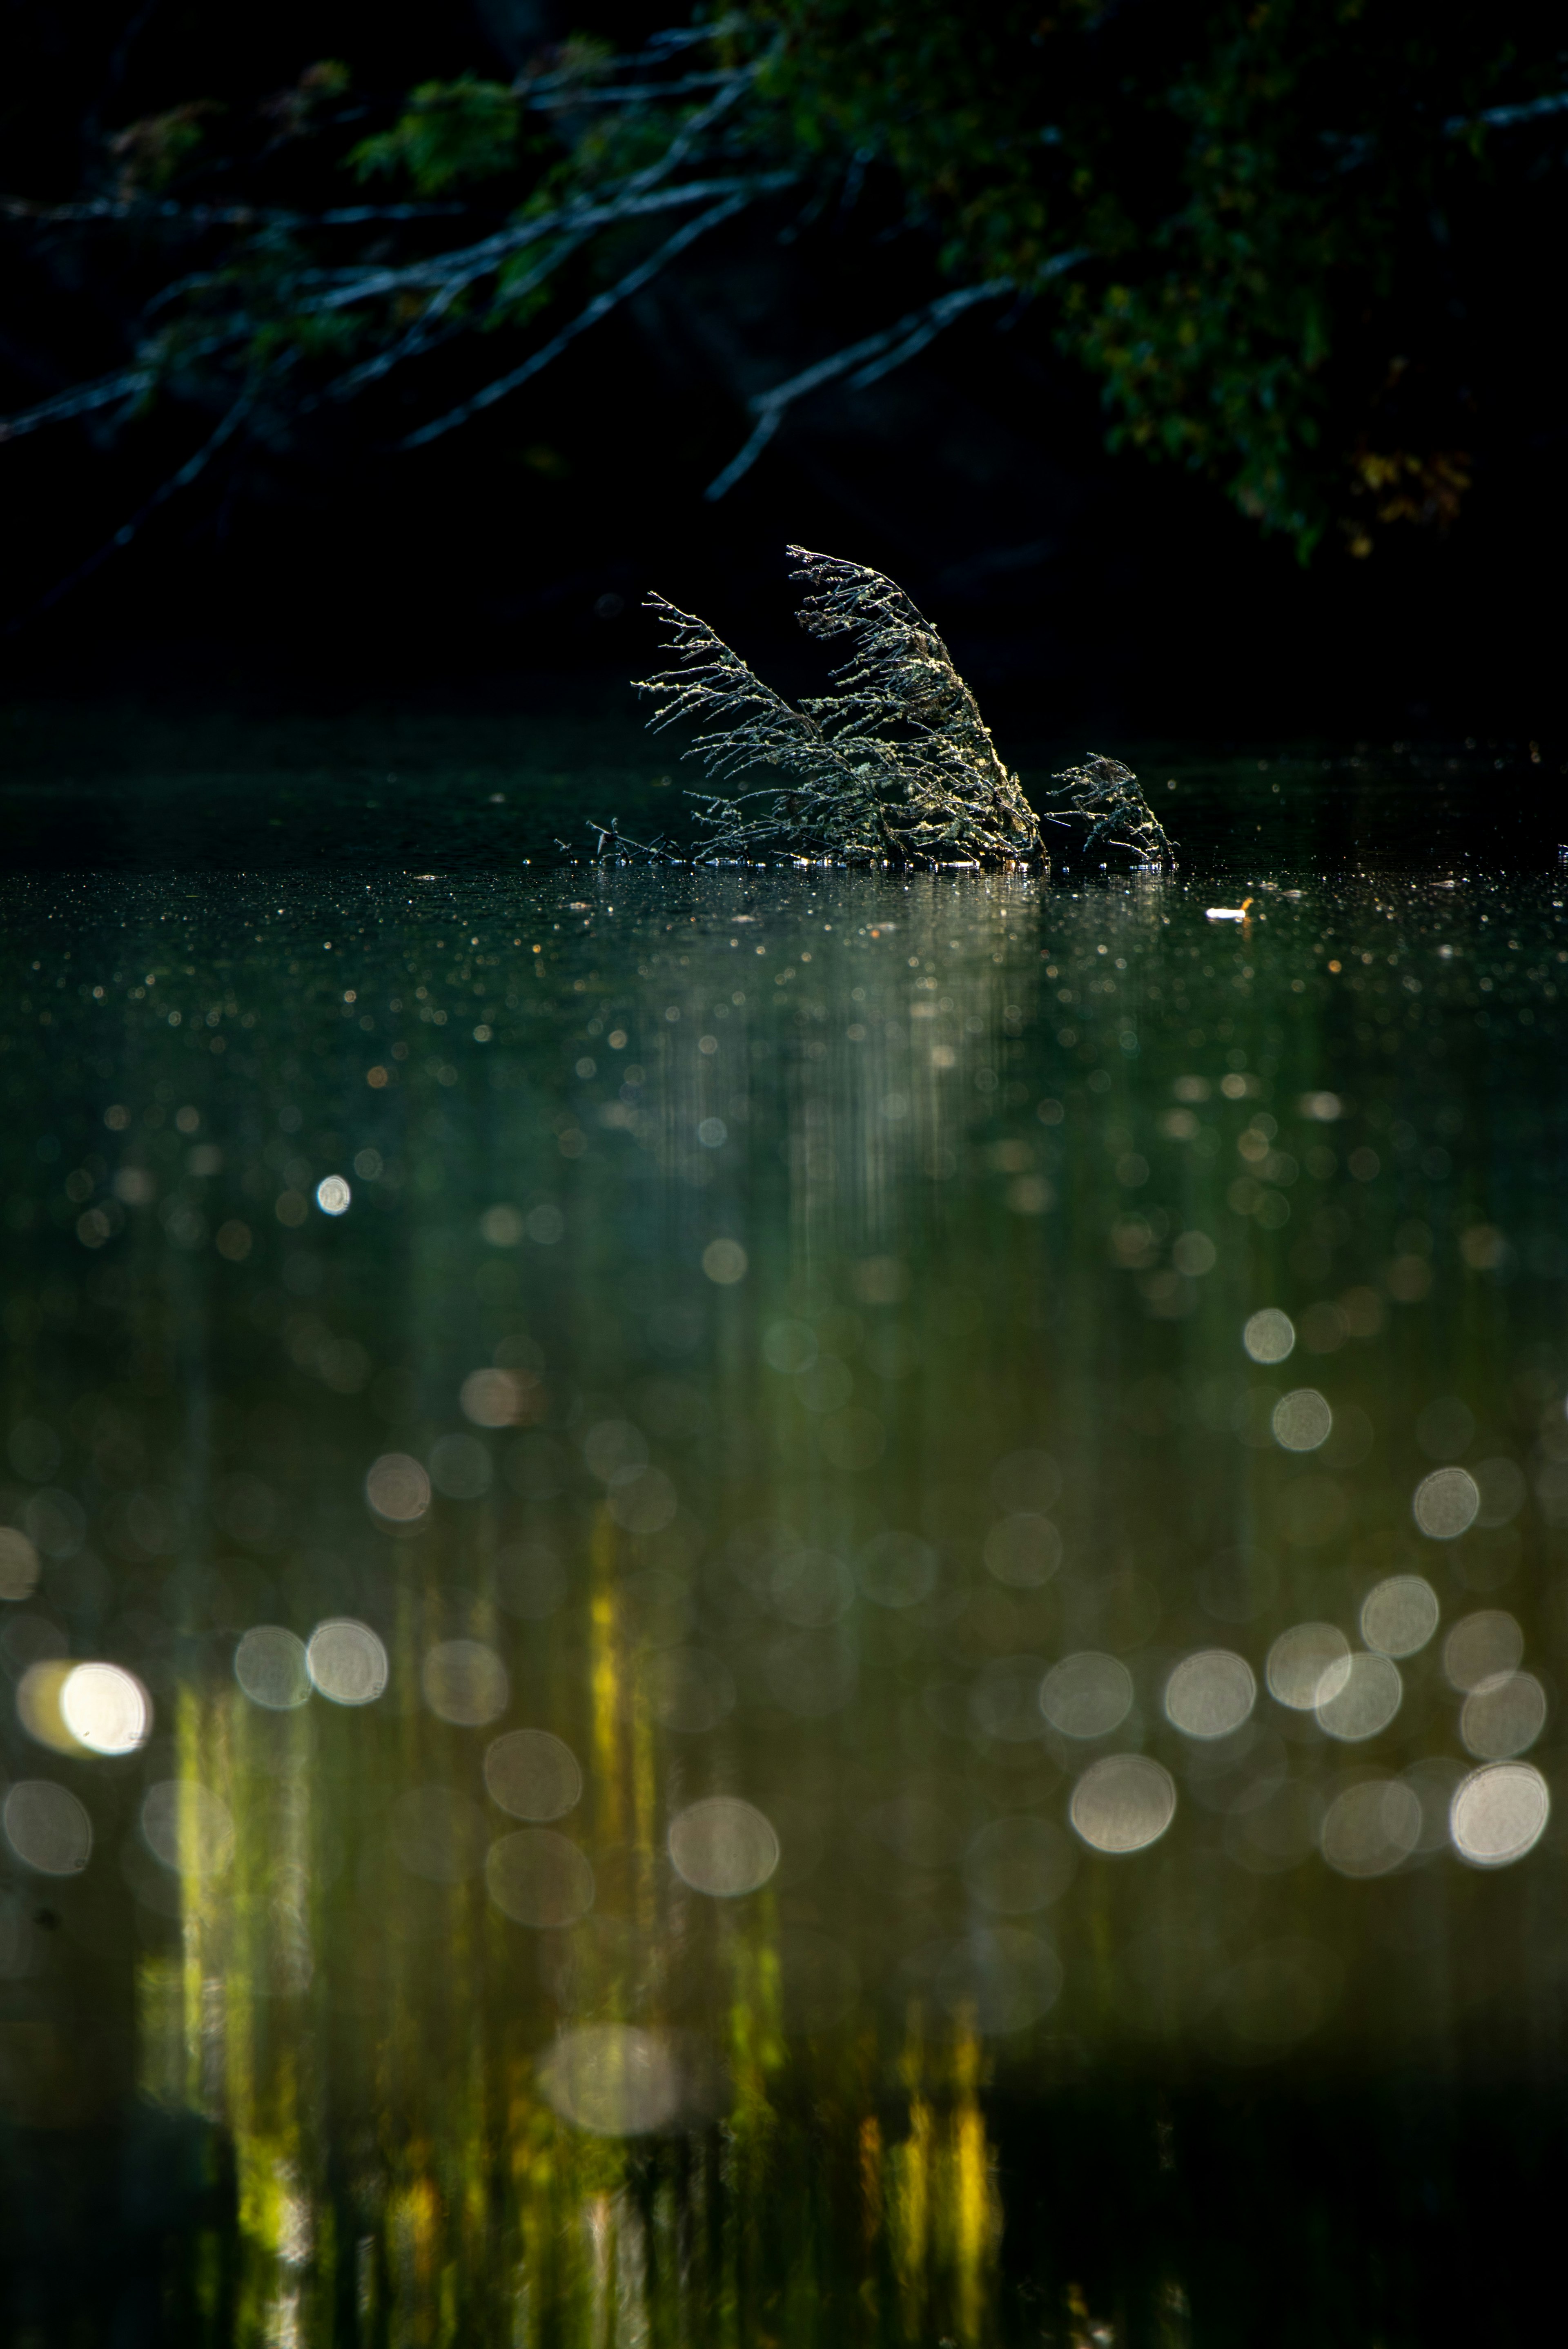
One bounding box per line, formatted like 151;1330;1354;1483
1359;1575;1439;1658
1413;1466;1480;1540
365;1453;431;1523
1069;1755;1176;1854
0;1527;40;1602
668;1796;780;1896
1266;1622;1352;1712
460;1368;529;1427
1461;1672;1547;1761
1243;1309;1296;1364
1039;1652;1133;1740
422;1638;509;1725
484;1728;582;1821
486;1829;595;1928
60;1662;150;1754
1319;1778;1422;1878
1316;1651;1402;1743
1164;1650;1256;1740
537;2025;682;2136
307;1619;388;1707
16;1659;87;1754
1450;1763;1550;1868
235;1625;312;1710
702;1239;748;1285
1271;1389;1333;1453
3;1780;92;1875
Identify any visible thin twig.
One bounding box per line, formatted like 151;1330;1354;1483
704;266;1087;500
523;73;739;110
297;171;782;314
0;196;470;227
1445;87;1568;133
0;365;155;444
583;819;691;863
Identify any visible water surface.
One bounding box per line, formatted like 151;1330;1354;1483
2;734;1566;2344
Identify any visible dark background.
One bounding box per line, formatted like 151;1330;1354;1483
0;0;1561;748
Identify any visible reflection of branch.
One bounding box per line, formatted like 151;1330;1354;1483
2;386;255;631
401;184;787;448
705;256;1087;501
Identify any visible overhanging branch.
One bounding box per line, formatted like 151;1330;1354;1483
400;182;790;449
705;256;1087;501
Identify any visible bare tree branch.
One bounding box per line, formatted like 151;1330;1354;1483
1043;756;1176;869
298;170;786;315
704;264;1087;501
1;196;469;226
399;183;787;449
0;365;155;444
1445;88;1568;133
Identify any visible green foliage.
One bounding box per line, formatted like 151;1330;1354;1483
348;75;521;194
2;1;1560;583
107;100;224;196
731;0;1559;555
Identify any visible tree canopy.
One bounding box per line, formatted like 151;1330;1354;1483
0;0;1562;617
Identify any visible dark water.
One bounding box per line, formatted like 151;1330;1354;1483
1;722;1566;2344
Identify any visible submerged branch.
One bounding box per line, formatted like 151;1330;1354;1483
1043;756;1177;869
576;820;693;864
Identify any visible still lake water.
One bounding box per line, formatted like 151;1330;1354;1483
1;720;1565;2344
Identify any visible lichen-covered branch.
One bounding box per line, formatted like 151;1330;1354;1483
1043;756;1176;870
632;550;1047;867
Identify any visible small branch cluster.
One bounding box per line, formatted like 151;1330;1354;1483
619;548;1044;867
1043;756;1176;869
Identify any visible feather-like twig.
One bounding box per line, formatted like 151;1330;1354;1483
630;549;1047;867
1042;754;1176;869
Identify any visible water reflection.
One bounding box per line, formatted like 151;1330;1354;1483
1;857;1566;2337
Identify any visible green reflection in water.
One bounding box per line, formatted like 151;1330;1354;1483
1;859;1566;2342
